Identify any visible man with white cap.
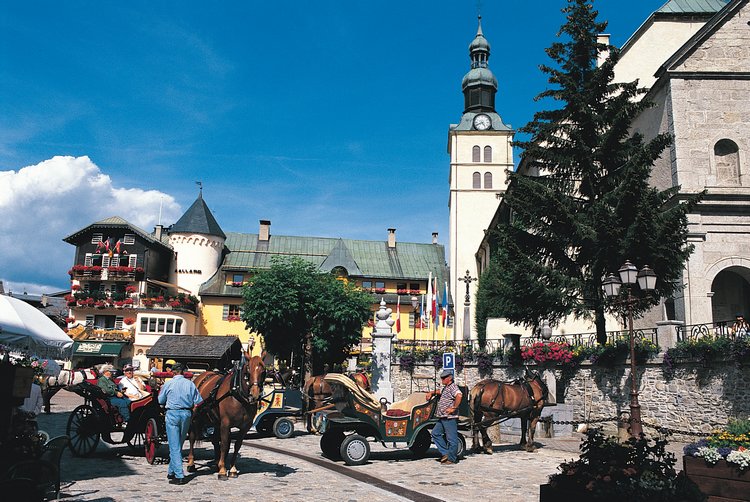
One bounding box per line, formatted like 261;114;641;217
119;364;148;400
425;368;463;465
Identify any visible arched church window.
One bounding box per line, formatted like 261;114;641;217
484;172;493;189
472;146;481;163
714;139;741;185
484;146;492;163
331;266;348;278
473;172;481;189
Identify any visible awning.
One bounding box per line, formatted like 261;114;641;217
72;341;129;357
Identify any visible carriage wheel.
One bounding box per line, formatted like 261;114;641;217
320;430;344;460
144;417;160;465
273;417;295;439
456;434;467;459
67;404;100;457
340;434;370;466
128;432;145;452
409;428;432;457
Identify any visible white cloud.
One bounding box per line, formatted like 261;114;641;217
0;279;63;296
0;156;181;288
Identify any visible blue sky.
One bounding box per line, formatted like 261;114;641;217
1;1;663;293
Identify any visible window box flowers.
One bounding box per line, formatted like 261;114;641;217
231;282;243;287
123;317;136;325
226;315;241;322
521;341;574;366
374;288;386;294
125;285;137;294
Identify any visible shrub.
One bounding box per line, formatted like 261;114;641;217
398;353;416;372
549;429;704;501
476;351;493;377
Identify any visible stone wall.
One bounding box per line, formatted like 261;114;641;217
390;360;750;437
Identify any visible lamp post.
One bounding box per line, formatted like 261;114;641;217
602;261;657;437
411;295;419;345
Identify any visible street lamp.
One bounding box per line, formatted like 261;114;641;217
602;261;657;437
410;296;419;345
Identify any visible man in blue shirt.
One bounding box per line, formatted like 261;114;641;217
158;362;203;484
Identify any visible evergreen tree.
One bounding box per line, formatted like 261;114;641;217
477;0;702;344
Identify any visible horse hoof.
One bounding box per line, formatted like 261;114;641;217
228;471;238;478
187;465;197;473
218;474;228;480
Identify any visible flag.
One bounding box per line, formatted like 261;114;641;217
441;281;448;326
395;296;401;333
426;273;433;324
431;276;438;322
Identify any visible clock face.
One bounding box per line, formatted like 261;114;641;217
473;114;491;131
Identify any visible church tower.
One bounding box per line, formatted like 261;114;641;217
448;17;514;340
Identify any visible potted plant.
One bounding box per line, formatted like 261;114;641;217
682;419;750;500
541;429;704;501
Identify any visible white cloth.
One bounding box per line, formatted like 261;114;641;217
119;375;148;400
20;382;43;414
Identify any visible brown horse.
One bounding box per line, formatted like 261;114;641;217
303;371;370;433
468;368;549;453
186;352;266;479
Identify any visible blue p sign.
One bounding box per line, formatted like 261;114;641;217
442;352;455;370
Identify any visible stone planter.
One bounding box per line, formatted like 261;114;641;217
683;455;750;501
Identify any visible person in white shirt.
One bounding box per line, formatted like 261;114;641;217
20;381;44;415
119;364;149;400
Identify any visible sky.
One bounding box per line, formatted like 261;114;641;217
1;0;665;294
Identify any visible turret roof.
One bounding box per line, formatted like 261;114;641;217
170;195;226;239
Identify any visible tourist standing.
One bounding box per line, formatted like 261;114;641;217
426;369;463;465
158;362;203;484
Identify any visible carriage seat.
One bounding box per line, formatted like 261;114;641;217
324;373;381;411
130;394;152;413
385;392;429;417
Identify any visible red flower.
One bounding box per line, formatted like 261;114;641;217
123;317;136;325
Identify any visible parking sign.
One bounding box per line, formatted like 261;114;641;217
442;352;455;370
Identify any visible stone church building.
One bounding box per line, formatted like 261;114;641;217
470;0;750;339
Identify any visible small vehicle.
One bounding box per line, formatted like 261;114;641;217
318;374;469;466
64;381;164;464
252;383;304;439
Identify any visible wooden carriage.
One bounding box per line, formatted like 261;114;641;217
318;373;468;465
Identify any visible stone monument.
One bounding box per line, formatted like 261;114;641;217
371;298;395;403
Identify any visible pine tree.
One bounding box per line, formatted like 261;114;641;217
477;0;702;344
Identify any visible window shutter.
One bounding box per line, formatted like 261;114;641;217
223;304;230;320
123;234;135;245
102;255;110;268
472;146;480;163
85;315;94;326
84;253;93;267
91;234;103;244
115;316;124;329
484;146;492;163
128;254;137;268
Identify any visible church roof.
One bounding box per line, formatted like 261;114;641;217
199;232;448;297
656;0;728;14
169;195;226;239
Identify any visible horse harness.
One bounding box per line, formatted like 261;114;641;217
477;378;544;418
197;361;263;418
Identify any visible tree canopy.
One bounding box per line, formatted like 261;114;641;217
476;0;702;344
241;257;372;373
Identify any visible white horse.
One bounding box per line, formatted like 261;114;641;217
41;368;99;412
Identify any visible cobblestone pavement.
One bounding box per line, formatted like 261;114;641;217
37;392;688;502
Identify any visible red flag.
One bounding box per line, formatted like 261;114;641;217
395;296;401;333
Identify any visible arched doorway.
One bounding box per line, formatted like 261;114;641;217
711;267;750;323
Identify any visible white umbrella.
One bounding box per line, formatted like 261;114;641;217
0;294;73;359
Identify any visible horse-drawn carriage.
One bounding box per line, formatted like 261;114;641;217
64;380;164;463
318;374;469;465
253;382;304;439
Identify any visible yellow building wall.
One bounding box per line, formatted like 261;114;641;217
359;303;454;344
200;298;264;357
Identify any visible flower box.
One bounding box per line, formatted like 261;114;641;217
683;455;750;501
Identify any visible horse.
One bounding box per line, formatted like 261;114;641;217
302;370;370;433
468;367;549;453
41;368;99;413
186;352;266;479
